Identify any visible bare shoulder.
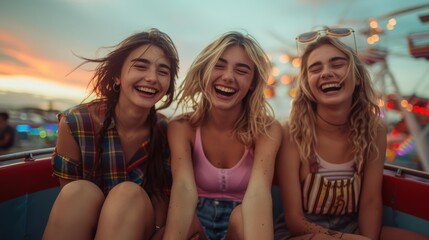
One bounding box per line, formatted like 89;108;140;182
168;113;195;140
267;119;282;137
377;120;387;135
169;113;192;128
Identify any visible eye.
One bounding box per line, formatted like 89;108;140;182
308;66;322;74
331;59;348;69
214;64;225;69
235;68;249;75
134;64;148;70
158;69;170;76
331;62;346;69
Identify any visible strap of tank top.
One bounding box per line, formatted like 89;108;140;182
309;151;319;173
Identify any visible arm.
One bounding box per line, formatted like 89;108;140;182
242;120;282;240
277;122;314;236
163;119;199;240
55;116;82;188
358;124;387;240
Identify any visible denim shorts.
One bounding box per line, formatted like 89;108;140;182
274;212;358;240
196;197;241;240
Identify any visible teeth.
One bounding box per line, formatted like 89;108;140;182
136;86;157;93
321;83;341;90
215;86;236;93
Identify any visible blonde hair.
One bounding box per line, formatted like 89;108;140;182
289;36;381;173
177;31;274;146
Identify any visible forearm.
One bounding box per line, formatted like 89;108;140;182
163;186;198;240
242;188;274;239
359;200;382;240
287;215;370;239
289;216;344;238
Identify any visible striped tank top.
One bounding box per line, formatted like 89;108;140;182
302;153;361;215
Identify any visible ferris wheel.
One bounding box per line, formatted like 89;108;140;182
357;4;429;172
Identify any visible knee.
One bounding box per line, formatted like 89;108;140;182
58;180;104;204
108;181;150;204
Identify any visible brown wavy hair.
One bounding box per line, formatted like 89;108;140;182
78;28;179;197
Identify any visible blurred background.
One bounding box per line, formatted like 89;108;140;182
0;0;428;172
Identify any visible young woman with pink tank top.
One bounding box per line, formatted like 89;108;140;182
274;30;429;240
162;31;282;240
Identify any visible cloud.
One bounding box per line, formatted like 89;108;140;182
0;30;91;88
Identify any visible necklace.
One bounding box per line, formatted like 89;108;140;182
317;112;347;127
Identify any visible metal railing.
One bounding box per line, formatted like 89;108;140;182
0;147;55;162
384;162;429;180
1;148;429;181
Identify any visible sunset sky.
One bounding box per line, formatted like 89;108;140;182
1;0;429;119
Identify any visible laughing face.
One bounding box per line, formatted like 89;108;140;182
208;45;255;112
306;44;359;107
115;44;171;110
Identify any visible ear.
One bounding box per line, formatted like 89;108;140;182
114;77;121;85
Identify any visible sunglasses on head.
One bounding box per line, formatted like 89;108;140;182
295;28;357;52
296;28;354;42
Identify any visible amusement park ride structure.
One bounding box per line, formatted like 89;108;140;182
364;3;429;172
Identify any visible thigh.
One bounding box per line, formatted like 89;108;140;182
43;180;105;240
289;234;334;240
50;179;105;219
226;205;243;240
96;181;155;240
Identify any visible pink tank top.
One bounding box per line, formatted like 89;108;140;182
193;127;254;202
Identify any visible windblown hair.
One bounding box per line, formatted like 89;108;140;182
78;28;179;197
176;31;274;146
289;36;381;173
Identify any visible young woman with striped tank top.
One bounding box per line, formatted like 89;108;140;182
274;32;429;240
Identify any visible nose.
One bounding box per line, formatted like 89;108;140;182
320;67;333;80
144;66;157;83
221;67;234;82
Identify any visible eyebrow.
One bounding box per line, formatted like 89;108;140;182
218;57;252;71
131;58;171;70
308;56;348;69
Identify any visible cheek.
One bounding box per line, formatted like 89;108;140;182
307;74;318;86
161;77;171;92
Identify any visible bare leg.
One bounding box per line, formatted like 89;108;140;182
43;180;105;240
226;205;244;240
95;181;155;240
381;226;429;240
289;234;327;240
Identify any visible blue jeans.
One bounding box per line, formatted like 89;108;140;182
196;197;241;240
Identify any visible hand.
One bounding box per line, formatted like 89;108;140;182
340;233;371;240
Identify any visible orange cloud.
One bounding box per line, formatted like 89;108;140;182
0;30;91;88
0;31;30;51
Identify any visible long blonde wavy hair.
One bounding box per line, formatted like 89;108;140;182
289;36;381;173
176;31;274;146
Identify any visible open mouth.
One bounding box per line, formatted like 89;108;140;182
136;86;158;95
215;85;236;97
320;83;342;93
